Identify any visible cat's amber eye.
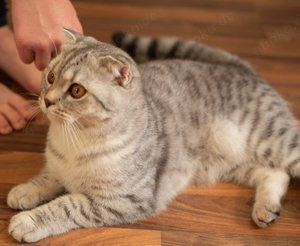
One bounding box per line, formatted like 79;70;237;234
48;71;55;84
70;84;86;99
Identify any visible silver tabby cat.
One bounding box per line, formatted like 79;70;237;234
7;29;300;242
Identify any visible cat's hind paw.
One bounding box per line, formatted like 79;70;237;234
252;201;281;228
9;211;48;243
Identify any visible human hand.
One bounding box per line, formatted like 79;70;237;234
11;0;83;71
0;83;36;135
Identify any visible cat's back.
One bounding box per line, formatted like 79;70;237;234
138;59;276;116
137;59;294;148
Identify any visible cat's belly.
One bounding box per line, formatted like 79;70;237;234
193;118;248;185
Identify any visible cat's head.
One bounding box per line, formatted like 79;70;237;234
39;29;141;128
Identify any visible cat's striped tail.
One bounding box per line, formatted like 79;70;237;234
112;32;256;75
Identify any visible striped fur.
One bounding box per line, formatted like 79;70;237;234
7;29;300;242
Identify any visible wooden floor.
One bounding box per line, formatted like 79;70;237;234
1;0;300;245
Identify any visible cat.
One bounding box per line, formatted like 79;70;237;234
7;28;300;243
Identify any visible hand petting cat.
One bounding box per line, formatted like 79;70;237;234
11;0;83;71
0;0;83;135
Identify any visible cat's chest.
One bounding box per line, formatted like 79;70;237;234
46;125;124;192
46;123;97;161
47;151;124;195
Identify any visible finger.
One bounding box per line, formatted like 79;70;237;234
76;24;84;35
8;93;37;120
0;113;13;135
51;37;62;58
34;45;52;71
14;38;35;64
18;46;35;64
0;104;25;131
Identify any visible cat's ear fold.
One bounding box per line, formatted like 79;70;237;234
61;28;77;45
114;65;131;87
99;56;132;87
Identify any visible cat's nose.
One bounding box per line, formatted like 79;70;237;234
44;98;54;108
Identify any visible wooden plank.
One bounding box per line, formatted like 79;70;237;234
257;42;300;59
0;221;161;246
73;0;256;12
161;230;300;246
119;182;300;237
0;151;44;184
73;2;259;24
246;57;300;86
0;125;47;153
254;0;300;26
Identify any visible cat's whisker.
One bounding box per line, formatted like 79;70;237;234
68;123;79;147
20;92;40;98
17;100;40;109
69;122;87;158
22;107;42;134
73;131;91;163
21;105;41;123
68;130;78;156
18;102;41;130
48;33;58;58
66;123;78;155
71;119;89;154
73;118;84;128
73;120;89;146
71;123;85;148
25;103;40;110
26;99;40;104
61;116;83;154
26;104;41;112
62;123;68;156
69;124;87;163
63;122;72;157
19;98;39;103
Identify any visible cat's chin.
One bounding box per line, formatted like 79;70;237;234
44;107;75;125
46;114;74;126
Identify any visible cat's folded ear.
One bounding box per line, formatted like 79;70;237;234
61;28;77;45
99;56;132;87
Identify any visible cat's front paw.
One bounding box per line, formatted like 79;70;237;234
7;183;44;210
9;211;49;243
252;200;281;227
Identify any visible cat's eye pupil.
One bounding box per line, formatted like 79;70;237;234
76;87;80;94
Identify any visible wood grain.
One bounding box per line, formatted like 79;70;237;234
0;221;161;246
1;0;300;245
162;230;300;246
0;125;48;153
119;183;300;238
